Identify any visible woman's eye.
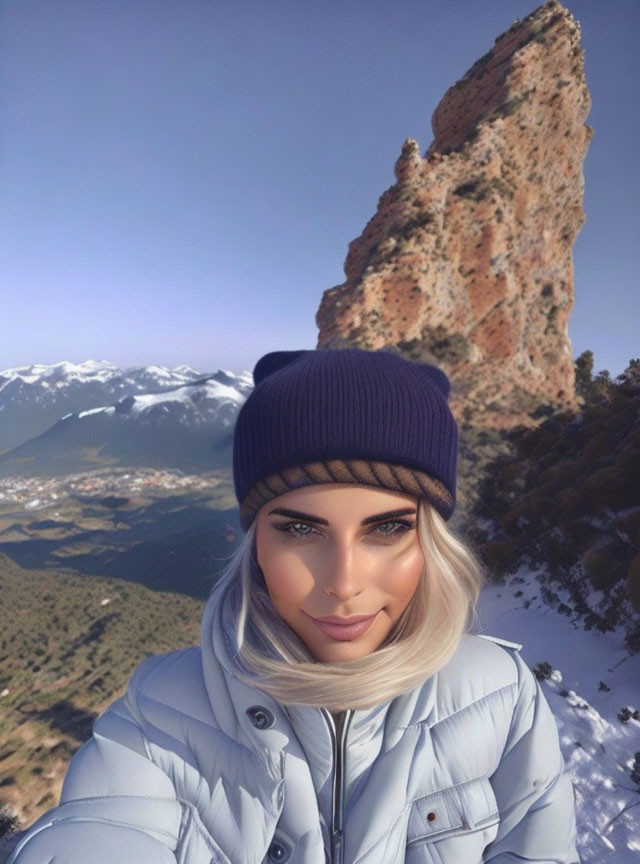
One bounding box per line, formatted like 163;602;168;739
275;522;312;537
275;519;415;540
373;520;415;537
280;521;316;538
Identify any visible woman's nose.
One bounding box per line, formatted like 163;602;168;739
320;542;365;599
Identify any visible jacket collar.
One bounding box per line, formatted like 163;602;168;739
199;579;454;862
199;577;441;769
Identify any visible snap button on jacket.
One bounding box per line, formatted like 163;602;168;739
5;582;580;864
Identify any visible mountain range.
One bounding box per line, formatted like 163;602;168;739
0;360;254;478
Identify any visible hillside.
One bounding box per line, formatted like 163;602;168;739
0;552;205;830
468;353;640;655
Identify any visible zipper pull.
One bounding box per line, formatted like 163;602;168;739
331;828;344;863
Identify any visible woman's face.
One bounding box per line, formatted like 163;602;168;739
255;483;424;663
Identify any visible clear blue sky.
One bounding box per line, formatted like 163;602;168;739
1;0;638;378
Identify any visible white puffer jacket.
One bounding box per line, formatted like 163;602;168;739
6;581;580;864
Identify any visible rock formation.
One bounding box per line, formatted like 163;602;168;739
316;0;592;430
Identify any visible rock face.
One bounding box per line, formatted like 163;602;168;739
316;0;592;430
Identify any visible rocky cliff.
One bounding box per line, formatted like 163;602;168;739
316;0;592;430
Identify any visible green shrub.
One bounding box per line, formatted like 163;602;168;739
523;494;563;531
0;801;20;837
580;430;611;462
580;466;638;513
617;508;640;539
479;540;521;578
499;502;530;536
615;447;640;476
536;463;577;493
558;487;581;515
627;554;640;613
562;518;597;553
583;551;618;591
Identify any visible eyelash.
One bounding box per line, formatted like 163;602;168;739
274;519;416;541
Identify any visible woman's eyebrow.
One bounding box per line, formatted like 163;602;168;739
266;507;417;526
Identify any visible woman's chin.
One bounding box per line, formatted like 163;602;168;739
303;628;388;664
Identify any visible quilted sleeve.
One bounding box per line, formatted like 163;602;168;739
4;656;184;864
483;649;581;863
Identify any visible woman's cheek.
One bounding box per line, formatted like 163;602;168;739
381;544;423;594
264;557;312;603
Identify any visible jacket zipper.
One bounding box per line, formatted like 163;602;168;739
322;708;354;864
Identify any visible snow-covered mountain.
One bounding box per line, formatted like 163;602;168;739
0;360;255;476
0;360;249;453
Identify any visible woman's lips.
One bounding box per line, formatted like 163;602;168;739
308;611;380;641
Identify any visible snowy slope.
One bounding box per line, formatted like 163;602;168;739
476;568;640;861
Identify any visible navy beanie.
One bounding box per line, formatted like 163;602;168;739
233;347;458;531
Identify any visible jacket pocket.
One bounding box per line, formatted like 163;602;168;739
406;775;499;846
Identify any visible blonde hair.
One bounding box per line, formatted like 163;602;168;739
210;496;486;712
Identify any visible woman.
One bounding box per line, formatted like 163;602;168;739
6;348;580;864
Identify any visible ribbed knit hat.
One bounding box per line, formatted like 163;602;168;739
233;347;458;531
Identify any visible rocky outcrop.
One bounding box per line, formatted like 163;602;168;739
316;0;592;429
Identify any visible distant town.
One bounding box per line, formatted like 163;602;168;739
0;467;223;513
